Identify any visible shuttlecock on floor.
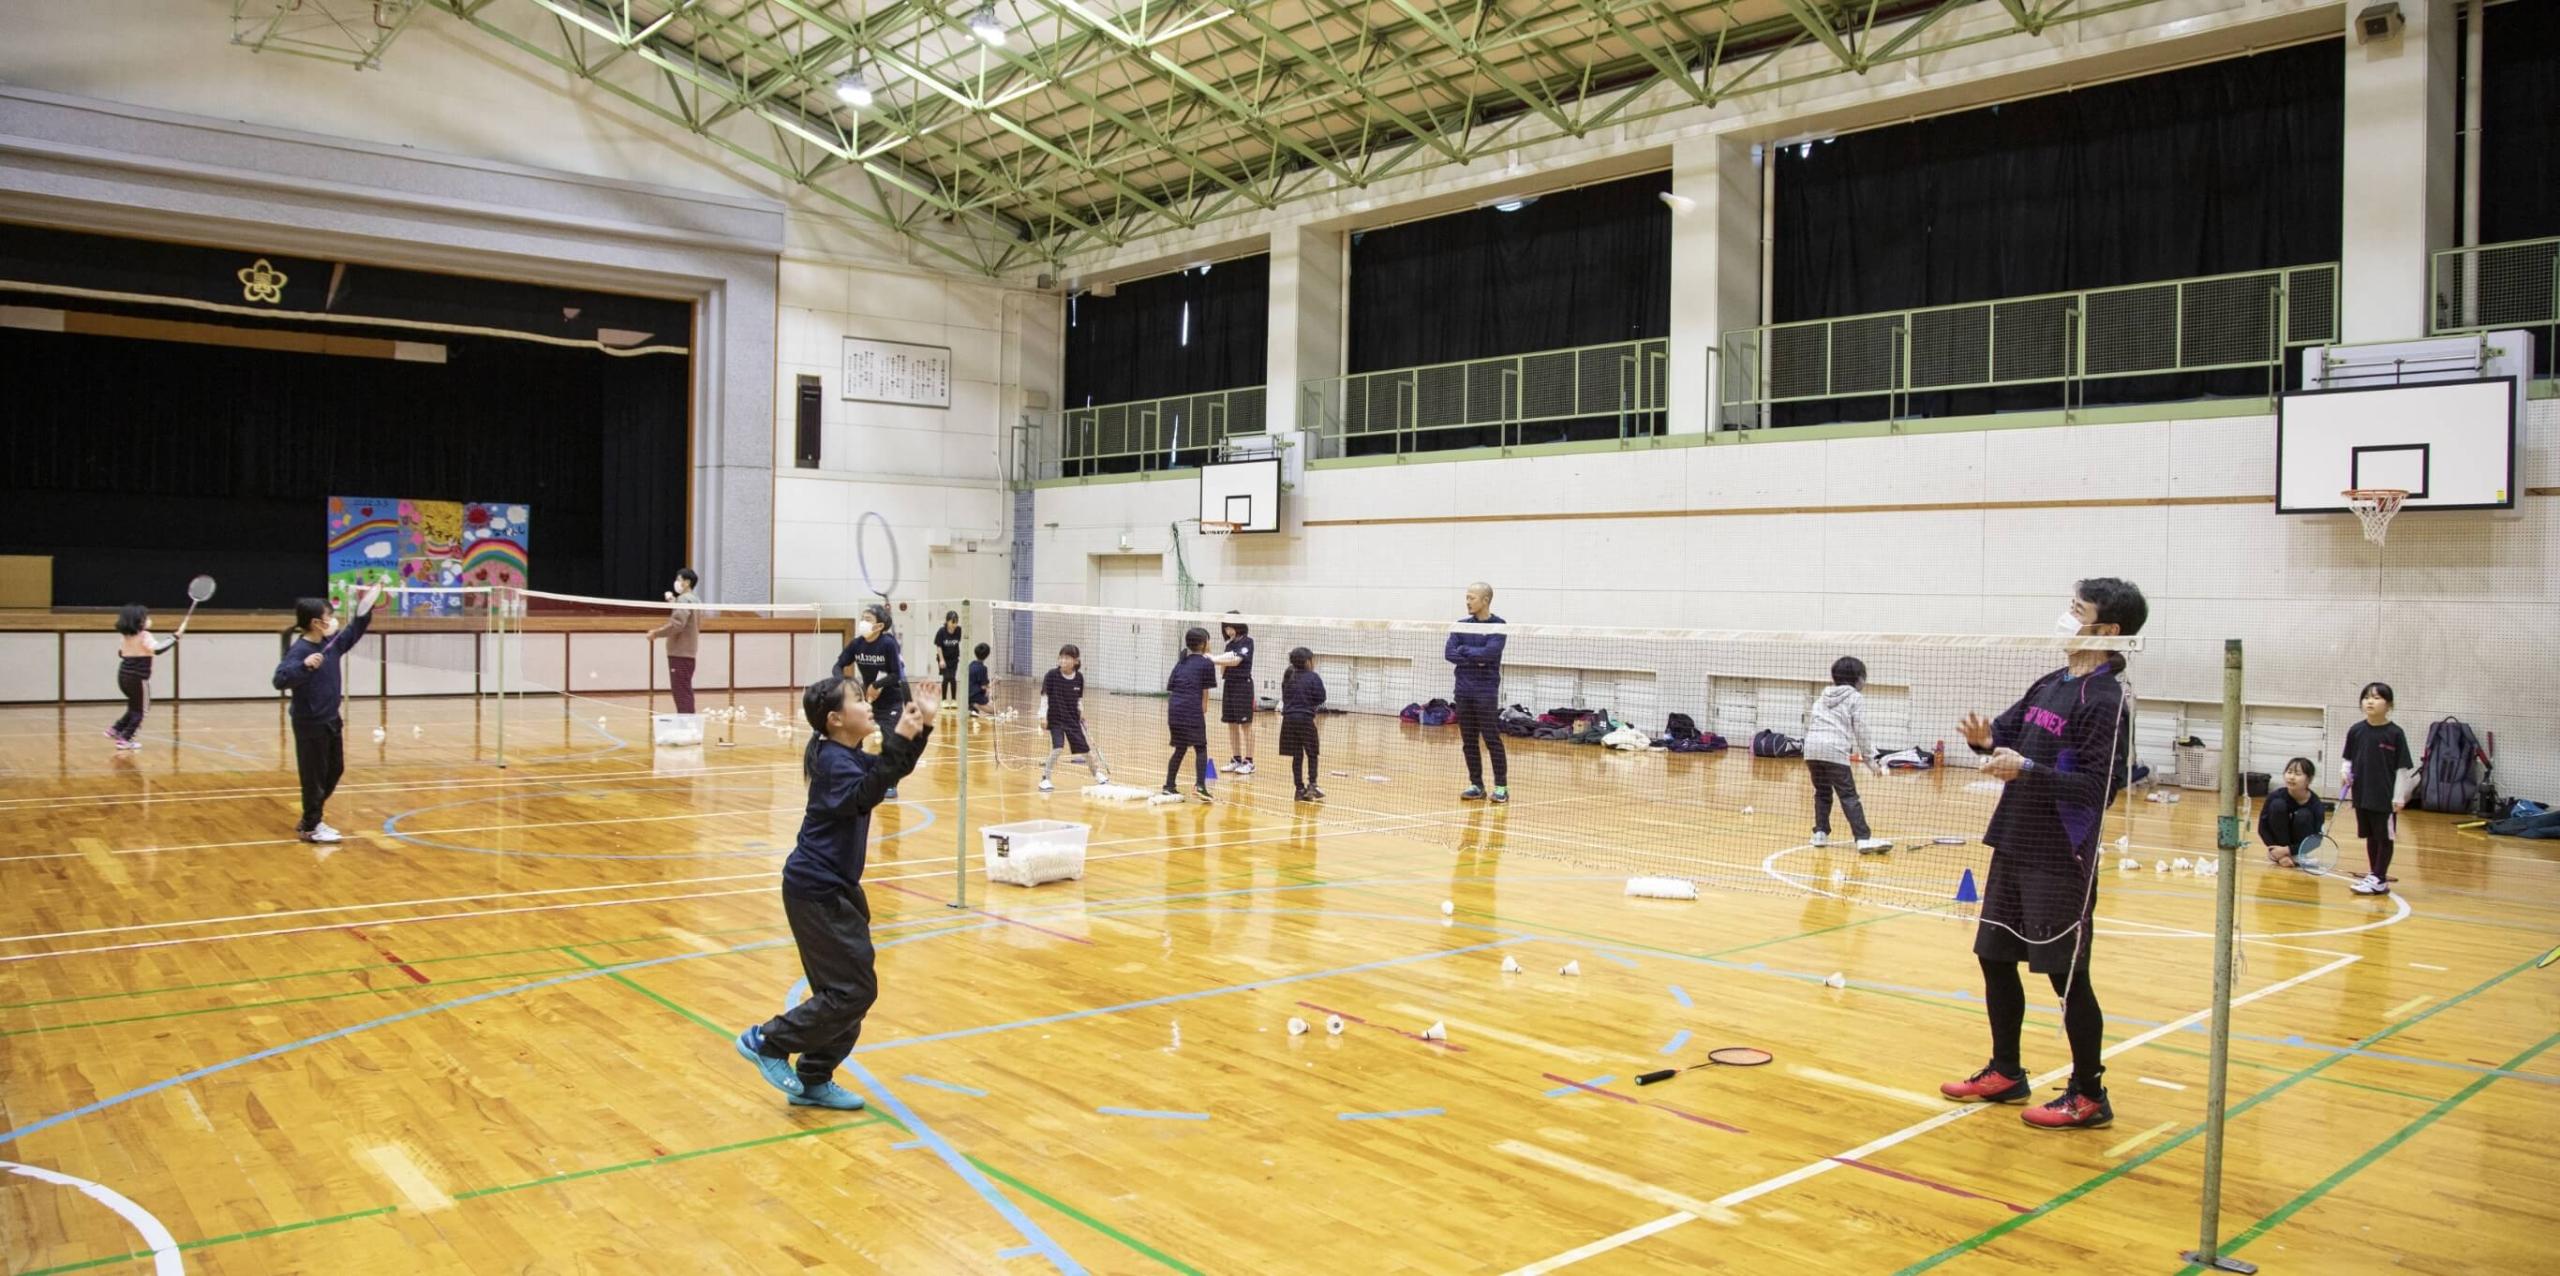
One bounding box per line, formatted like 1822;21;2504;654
1440;900;1455;915
1558;960;1582;977
371;727;386;742
2119;857;2139;872
2115;834;2131;849
1287;1016;1309;1035
1625;876;1699;900
411;725;422;738
1325;1015;1344;1036
1829;868;1847;887
2154;860;2169;874
597;716;608;728
1419;1021;1447;1041
1500;955;1523;974
1824;972;1847;990
1740;805;1755;815
2174;857;2193;873
2146;791;2165;804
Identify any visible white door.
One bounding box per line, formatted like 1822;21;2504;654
1093;555;1170;695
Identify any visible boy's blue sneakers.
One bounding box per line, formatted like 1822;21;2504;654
791;1080;868;1110
735;1026;803;1096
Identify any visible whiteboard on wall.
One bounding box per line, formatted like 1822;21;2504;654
841;338;952;407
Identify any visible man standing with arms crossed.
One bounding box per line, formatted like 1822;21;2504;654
1447;581;1510;804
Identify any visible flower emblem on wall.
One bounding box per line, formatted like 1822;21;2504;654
237;258;288;304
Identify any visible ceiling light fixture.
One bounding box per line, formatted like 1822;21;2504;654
969;4;1008;46
834;70;874;108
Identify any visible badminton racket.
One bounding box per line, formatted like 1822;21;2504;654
175;574;217;634
2294;828;2338;874
1636;1046;1773;1085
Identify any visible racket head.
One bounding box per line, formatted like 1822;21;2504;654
185;574;217;604
855;511;901;600
2294;833;2336;873
1705;1046;1773;1067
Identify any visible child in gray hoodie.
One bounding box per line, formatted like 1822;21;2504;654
1804;656;1890;852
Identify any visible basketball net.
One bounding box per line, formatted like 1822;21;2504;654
2342;489;2406;545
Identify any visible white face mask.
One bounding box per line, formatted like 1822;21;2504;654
858;620;879;640
2054;609;2085;637
322;616;341;638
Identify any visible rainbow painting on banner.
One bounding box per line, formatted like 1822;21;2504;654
327;496;531;615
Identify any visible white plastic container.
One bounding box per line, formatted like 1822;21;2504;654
981;819;1089;887
652;713;703;747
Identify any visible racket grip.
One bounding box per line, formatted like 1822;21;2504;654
1635;1069;1677;1086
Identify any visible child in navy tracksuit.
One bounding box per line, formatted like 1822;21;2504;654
1281;646;1326;802
2259;757;2327;867
968;643;992;714
836;604;907;796
736;679;935;1110
2340;682;2412;895
105;603;180;749
1038;643;1108;791
1445;583;1509;802
272;584;381;843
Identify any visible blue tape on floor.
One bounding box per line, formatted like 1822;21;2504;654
1661;1030;1692;1056
1338;1108;1444;1121
1096;1107;1210;1121
844;1059;1084;1275
903;1074;989;1098
1669;984;1693;1009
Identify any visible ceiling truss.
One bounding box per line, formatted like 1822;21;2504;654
229;0;2182;276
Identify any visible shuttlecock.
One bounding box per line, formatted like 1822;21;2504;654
2174;857;2193;873
2119;857;2139;872
1741;805;1755;815
1419;1021;1447;1041
1325;1015;1344;1036
1558;960;1582;977
1440;900;1455;915
1626;876;1700;900
1287;1016;1309;1035
1829;868;1847;887
371;727;386;742
1500;955;1523;974
1170;1022;1182;1049
597;716;608;728
2115;834;2131;849
1824;972;1847;989
2146;791;2165;804
2154;860;2169;874
411;725;422;738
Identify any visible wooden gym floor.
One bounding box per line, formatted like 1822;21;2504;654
2;690;2555;1274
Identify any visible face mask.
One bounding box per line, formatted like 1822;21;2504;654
322;616;342;638
2054;609;2085;637
858;621;879;639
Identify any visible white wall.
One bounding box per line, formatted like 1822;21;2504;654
771;260;1057;611
1035;401;2560;798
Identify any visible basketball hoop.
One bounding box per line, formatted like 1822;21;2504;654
2342;489;2407;546
1198;520;1241;536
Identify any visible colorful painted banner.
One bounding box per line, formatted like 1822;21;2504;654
326;496;529;615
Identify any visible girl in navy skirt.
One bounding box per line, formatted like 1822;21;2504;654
1219;614;1257;775
1280;646;1326;801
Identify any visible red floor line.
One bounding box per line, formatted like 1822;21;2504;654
1830;1156;2030;1214
1297;1000;1464;1051
1541;1072;1639;1104
1650;1102;1747;1135
343;926;431;985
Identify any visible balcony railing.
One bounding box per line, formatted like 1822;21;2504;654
1299;338;1669;459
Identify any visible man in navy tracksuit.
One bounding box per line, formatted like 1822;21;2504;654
1445;581;1510;803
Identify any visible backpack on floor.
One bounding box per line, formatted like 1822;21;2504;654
1499;705;1538;736
1663;712;1702;743
1420;698;1456;727
1399;702;1423;723
1751;729;1803;758
2414;716;2484;814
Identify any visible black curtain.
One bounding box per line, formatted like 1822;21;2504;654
1773;40;2343;423
0;324;688;609
1064;255;1269;408
1345;172;1671;453
2481;0;2560;245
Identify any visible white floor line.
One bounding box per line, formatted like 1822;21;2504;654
3;1160;183;1275
1501;951;2361;1275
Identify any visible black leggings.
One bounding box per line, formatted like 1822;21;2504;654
1165;739;1210;790
2357;807;2396;880
290;718;346;831
1981;956;2106;1095
1291;743;1322;790
111;672;148;739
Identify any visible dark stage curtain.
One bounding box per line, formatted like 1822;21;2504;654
1063;256;1269;474
1345;172;1671;453
2481;0;2560;245
1772;40;2343;423
0;325;689;609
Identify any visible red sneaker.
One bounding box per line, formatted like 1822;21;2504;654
2021;1087;2113;1129
1940;1064;2030;1103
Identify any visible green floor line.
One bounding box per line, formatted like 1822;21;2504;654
574;930;1207;1275
456;1117;884;1200
2175;1028;2560;1273
562;946;727;1036
0;966;582;1038
1894;949;2552;1274
2140;1041;2444;1104
18;1204;400;1276
968;1156;1204;1276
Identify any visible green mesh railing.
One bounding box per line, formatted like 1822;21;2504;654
1299;338;1669;459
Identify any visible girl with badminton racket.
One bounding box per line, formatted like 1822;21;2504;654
2259;758;2329;868
1162;626;1235;803
2339;682;2414;896
104;602;181;750
1939;576;2143;1131
273;581;384;844
734;680;937;1110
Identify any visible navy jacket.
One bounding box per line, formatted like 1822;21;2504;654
781;727;933;899
1444;613;1507;700
837;632;906;709
2259;789;2328;848
968;659;990;707
1166;651;1216;722
272;608;376;722
1282;668;1327;718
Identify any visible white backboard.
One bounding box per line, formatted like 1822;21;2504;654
1199;457;1281;532
2275;377;2516;514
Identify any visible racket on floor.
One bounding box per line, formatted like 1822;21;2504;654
176;574;217;633
2293;829;2337;874
1636;1046;1773;1085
